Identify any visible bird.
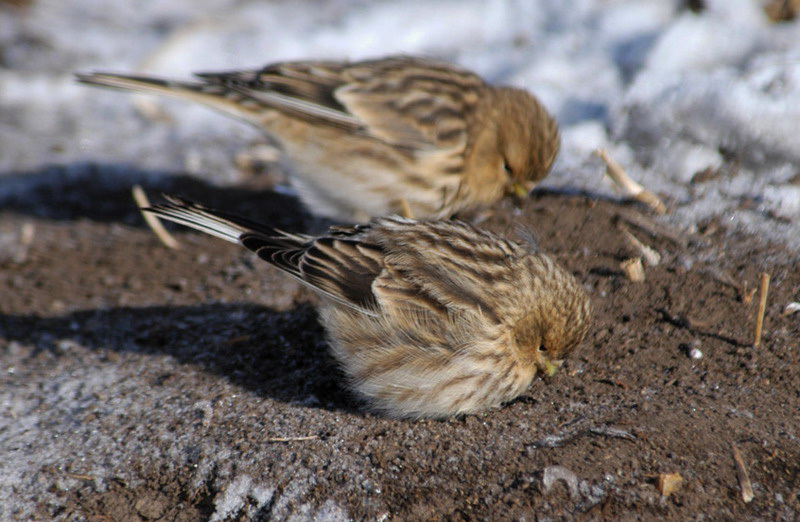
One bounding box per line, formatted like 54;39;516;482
143;195;592;419
77;56;560;222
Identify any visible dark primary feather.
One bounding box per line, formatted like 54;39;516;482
145;196;386;313
242;233;383;311
195;61;349;114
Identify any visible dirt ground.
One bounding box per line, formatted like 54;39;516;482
1;165;799;520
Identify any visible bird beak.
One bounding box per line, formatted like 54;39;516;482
543;359;563;377
509;181;536;202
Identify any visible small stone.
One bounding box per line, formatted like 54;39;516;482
542;465;579;499
783;302;800;316
681;340;703;360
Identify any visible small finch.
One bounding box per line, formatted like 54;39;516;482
144;195;592;419
77;56;560;221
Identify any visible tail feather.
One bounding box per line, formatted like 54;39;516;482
143;195;312;247
143;195;249;244
75;72;213;97
75;72;262;125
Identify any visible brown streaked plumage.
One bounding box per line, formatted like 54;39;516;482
144;195;591;419
77;56;560;221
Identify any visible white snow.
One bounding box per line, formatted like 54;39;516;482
209;475;275;522
2;0;799;247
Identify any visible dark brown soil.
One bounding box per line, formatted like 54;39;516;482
1;166;799;520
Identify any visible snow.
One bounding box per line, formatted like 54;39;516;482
2;1;799;250
1;0;799;516
209;475;275;522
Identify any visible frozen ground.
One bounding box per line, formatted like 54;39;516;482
2;0;799;247
2;0;800;519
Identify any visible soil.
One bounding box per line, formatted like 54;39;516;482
1;165;799;520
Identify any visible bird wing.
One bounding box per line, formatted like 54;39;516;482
334;57;482;150
78;57;482;151
144;196;385;315
371;218;523;323
195;61;364;131
197;57;482;151
242;230;385;314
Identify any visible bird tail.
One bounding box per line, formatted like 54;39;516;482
143;195;272;244
75;72;262;124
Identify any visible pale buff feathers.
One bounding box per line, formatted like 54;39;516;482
77;56;560;221
144;196;592;418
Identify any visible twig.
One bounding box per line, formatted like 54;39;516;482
753;272;770;348
616;213;686;248
20;222;35;246
620;257;645;282
589;425;637;441
595;149;667;214
66;472;96;481
703;268;741;293
132;185;180;249
732;444;754;503
742;279;757;305
619;225;661;266
12;222;35;263
528;423;636;449
266;435;318;443
657;472;683;497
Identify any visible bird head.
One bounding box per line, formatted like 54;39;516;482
512;312;568;376
492;87;561;201
511;257;592;377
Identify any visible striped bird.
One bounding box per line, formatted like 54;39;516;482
77;56;560;221
144;195;592;418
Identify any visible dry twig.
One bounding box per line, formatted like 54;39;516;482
657;472;683;497
20;222;35;246
619;225;661;266
595;149;667;214
266;435;319;443
753;272;770;347
742;279;758;305
621;257;645;282
732;444;754;503
616;213;686;248
66;472;96;481
132;185;180;249
589;425;637;441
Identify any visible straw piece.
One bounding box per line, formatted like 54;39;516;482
732;444;754;503
595;148;667;214
132;185;180;249
753;272;770;347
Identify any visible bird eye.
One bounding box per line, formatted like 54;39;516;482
538;345;548;353
503;160;513;176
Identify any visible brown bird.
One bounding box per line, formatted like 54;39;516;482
144;195;592;419
77;56;560;221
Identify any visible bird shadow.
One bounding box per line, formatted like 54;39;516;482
0;161;323;232
0;302;367;417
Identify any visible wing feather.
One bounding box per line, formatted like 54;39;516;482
145;195;386;315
